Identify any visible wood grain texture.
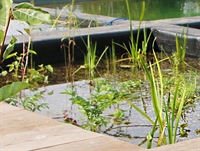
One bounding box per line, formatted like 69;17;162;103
0;102;145;151
1;102;199;151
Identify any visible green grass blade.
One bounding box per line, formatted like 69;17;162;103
147;118;158;149
125;98;154;124
173;87;186;143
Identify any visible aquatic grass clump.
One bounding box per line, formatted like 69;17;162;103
175;29;188;63
170;28;188;72
141;51;192;148
114;1;151;69
73;34;108;80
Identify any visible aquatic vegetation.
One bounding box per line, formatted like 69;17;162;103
142;51;190;147
0;1;53;111
0;82;29;102
0;0;199;149
114;1;150;69
58;1;200;148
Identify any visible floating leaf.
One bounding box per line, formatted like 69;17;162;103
195;129;200;135
48;90;54;95
13;3;53;26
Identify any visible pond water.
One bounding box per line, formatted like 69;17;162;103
21;54;200;148
9;0;200;147
31;77;200;148
31;0;200;20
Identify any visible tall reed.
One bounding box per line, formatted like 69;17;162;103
115;1;151;70
125;0;146;66
142;51;187;148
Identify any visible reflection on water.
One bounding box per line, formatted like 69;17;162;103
38;0;200;20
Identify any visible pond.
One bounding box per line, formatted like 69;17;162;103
20;53;200;148
5;1;200;148
17;0;200;21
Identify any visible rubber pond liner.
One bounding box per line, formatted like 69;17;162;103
151;21;200;58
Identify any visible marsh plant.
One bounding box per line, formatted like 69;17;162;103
171;29;188;71
72;34;108;81
114;1;151;69
59;1;199;148
141;51;198;148
0;1;53;111
61;78;144;132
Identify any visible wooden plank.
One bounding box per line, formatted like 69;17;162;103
1;124;103;150
0;102;63;135
151;138;200;151
35;135;145;151
0;102;20;113
0;102;145;151
1;102;199;151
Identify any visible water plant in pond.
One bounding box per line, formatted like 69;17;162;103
171;29;188;71
0;1;53;111
73;35;108;80
61;78;145;132
114;1;150;69
141;51;197;148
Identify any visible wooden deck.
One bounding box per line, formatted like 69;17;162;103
0;102;200;151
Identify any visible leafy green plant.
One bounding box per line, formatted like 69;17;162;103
22;90;49;112
1;1;53;86
0;82;29;102
61;79;139;131
0;1;52;65
0;1;53;112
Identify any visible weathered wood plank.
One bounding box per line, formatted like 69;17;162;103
151;137;200;151
1;124;102;150
1;102;199;151
1;102;63;135
0;102;145;151
35;135;145;151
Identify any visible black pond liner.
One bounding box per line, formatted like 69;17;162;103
2;28;154;67
2;16;200;69
177;21;200;30
151;21;200;58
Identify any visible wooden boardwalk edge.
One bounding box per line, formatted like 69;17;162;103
0;102;199;151
0;102;144;151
